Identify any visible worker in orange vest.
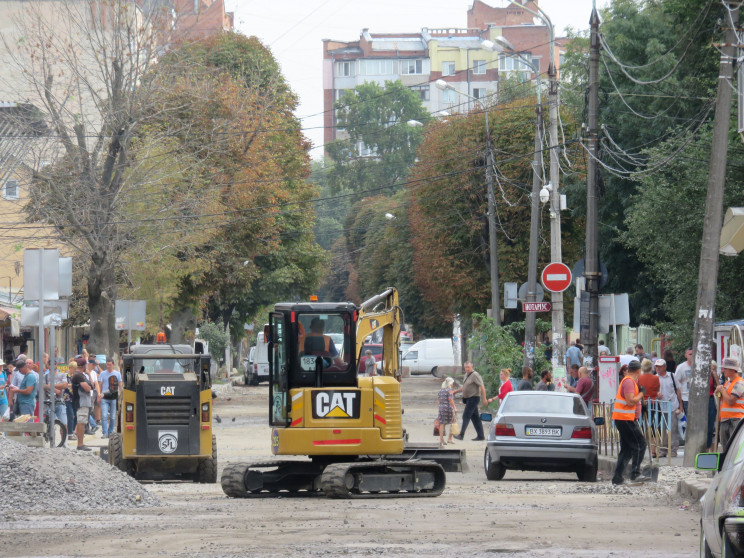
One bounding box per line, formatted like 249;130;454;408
714;357;744;448
611;359;648;485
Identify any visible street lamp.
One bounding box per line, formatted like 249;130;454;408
490;37;546;370
502;3;565;371
435;78;500;325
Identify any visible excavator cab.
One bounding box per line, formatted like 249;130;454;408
268;303;357;427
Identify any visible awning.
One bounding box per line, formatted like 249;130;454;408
0;305;18;320
720;207;744;256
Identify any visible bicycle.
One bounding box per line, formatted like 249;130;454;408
42;397;67;448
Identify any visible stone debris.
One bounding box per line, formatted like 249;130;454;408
0;436;159;514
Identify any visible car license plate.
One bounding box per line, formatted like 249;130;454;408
525;427;561;437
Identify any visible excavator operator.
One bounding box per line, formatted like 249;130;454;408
304;317;345;368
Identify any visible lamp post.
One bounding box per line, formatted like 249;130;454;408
490;36;544;370
505;3;565;370
435;78;500;325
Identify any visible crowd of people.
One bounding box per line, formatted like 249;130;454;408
1;347;122;451
434;340;743;485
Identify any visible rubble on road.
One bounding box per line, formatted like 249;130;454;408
0;436;159;514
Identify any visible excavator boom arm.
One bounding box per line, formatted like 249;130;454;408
357;288;402;378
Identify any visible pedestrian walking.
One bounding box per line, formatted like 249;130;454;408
611;360;648;485
436;377;457;447
98;357;122;439
655;359;682;457
487;369;513;405
452;361;487;441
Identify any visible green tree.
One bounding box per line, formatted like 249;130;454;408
623;124;744;335
407;98;584;331
560;0;719;325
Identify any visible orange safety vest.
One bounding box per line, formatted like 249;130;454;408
612;376;639;421
720;376;744;420
305;333;331;355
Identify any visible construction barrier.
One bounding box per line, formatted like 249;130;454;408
592;399;676;465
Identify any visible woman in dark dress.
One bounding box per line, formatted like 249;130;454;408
437;377;457;447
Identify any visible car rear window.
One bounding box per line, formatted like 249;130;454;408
501;394;585;415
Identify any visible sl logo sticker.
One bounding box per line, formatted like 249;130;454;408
160;386;175;396
312;391;360;419
158;430;178;453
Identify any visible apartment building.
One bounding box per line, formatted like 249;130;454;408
322;0;563;150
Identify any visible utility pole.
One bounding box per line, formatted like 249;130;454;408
583;7;601;369
486;142;501;326
683;4;739;467
524;97;544;369
548;51;565;370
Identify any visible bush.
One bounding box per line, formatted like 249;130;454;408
198;321;228;358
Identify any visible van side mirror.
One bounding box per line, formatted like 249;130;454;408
593;417;605;426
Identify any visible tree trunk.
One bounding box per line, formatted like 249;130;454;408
87;262;116;357
170;307;197;344
683;4;738;467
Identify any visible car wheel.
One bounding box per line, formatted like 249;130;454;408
577;457;598;482
700;521;713;558
431;367;438;377
484;447;505;481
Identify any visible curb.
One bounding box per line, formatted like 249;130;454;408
677;478;710;502
598;455;659;480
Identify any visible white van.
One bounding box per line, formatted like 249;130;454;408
245;331;269;385
401;339;455;376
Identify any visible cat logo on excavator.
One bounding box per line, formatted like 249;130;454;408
312;390;360;419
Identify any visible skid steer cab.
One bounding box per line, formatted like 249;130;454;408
109;343;217;482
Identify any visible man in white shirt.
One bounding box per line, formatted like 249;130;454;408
656;359;683;457
674;348;692;416
619;347;639;368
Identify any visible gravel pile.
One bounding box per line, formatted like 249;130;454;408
0;437;160;514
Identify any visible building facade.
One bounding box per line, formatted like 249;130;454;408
322;0;564;151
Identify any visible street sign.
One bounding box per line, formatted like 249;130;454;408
504;282;518;309
522;301;551;312
518;282;545;302
541;262;572;293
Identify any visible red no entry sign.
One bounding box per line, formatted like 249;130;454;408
523;302;551;312
541;262;572;292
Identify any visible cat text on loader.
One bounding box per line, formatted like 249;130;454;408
109;340;217;482
221;288;465;499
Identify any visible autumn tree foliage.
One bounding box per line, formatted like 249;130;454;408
139;33;325;340
407;98;584;329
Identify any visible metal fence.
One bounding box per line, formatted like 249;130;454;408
592;399;677;465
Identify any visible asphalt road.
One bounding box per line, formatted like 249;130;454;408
4;375;699;557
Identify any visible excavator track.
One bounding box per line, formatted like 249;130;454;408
221;460;325;498
319;460;446;499
221;459;446;499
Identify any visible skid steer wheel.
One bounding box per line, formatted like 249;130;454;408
109;433;136;478
195;434;218;483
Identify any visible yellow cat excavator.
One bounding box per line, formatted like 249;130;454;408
221;288;465;498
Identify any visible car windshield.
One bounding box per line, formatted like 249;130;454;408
501;394;584;415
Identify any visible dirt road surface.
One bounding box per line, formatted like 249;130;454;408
5;376;698;557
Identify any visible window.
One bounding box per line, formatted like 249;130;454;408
442;88;456;104
442;61;456;76
336;60;354;77
409;85;430;101
473;88;487;100
473;59;486;75
531;58;540;73
359;59;394;75
498;54;532;72
3;179;19;200
401;59;423;75
357;141;377;157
